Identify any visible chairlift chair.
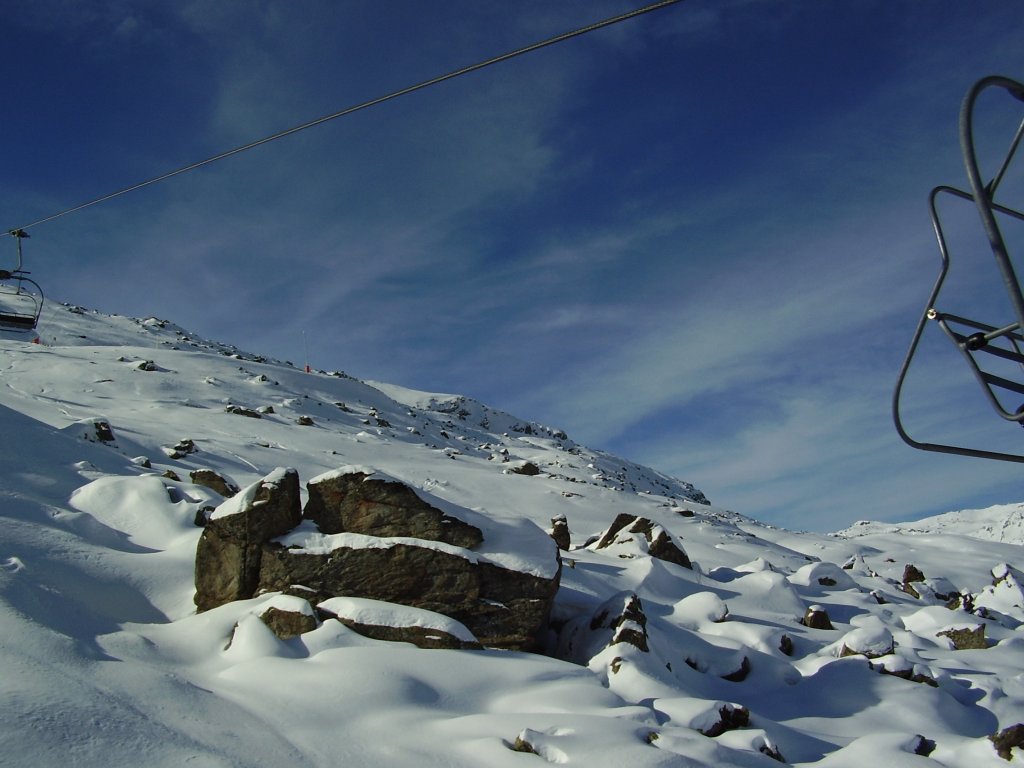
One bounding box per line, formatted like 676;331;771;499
893;75;1024;462
0;229;44;333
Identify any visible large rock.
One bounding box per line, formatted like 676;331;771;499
304;468;483;548
254;467;560;651
193;466;560;650
194;468;302;611
260;531;558;650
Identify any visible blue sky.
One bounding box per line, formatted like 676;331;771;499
2;0;1023;531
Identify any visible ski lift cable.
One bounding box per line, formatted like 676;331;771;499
6;0;684;236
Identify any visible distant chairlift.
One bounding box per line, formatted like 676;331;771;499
893;75;1024;462
0;229;44;333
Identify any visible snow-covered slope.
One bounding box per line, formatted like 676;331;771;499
839;503;1024;545
2;302;1023;768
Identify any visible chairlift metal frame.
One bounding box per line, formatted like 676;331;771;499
0;229;44;333
893;75;1024;462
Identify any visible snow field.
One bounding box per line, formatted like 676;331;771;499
1;302;1023;766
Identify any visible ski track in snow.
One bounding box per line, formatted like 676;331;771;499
1;302;1023;767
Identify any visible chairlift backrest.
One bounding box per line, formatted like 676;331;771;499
0;230;43;333
893;75;1024;463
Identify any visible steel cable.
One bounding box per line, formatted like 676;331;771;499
9;0;683;235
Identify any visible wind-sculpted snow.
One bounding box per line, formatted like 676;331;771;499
1;301;1023;767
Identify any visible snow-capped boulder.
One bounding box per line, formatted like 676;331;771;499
62;416;116;444
592;513;692;569
673;591;729;629
801;604;834;630
603;592;650;652
838;625;895;659
975;563;1024;625
162;437;197;459
868;653;939;687
652;698;750;737
318;596;481;650
789;561;857;591
507;459;541;476
194;468;302;611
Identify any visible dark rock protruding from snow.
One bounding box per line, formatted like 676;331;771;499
304;469;483;549
190;468;240;498
259;597;319;639
549;514;571;551
588;592;650;652
162;438;197;459
194;468;302;612
902;563;926;597
801;605;834;630
937;624;987;650
225;404;262;418
64;416;116;444
699;703;750;737
991;723;1024;761
508;460;541;476
594;513;692;569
